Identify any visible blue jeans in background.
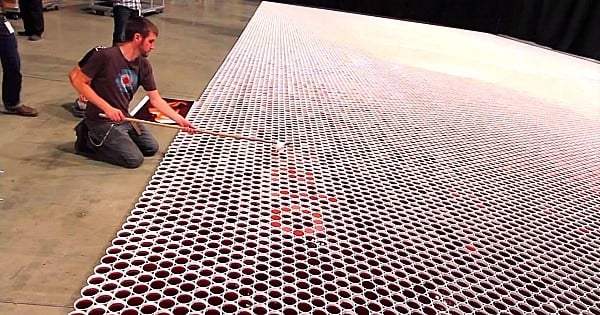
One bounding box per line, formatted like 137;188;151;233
112;5;140;45
0;33;22;108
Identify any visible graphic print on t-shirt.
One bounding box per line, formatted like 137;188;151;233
116;69;138;96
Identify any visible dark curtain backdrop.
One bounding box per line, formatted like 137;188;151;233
273;0;600;60
498;0;599;60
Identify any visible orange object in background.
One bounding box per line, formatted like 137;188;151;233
2;0;60;17
2;0;19;14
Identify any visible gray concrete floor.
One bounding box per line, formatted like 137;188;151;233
0;1;259;314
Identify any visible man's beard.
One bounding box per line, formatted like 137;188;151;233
138;46;150;58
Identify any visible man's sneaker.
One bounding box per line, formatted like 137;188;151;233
71;99;86;118
4;104;38;117
28;35;42;41
74;120;94;156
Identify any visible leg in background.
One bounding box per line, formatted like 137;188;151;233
0;34;22;108
112;6;137;45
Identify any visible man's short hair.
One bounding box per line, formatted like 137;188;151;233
124;16;159;41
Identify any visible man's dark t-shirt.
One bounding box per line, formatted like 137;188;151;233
78;45;106;68
80;46;156;122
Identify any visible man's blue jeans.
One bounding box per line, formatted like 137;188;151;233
80;120;159;168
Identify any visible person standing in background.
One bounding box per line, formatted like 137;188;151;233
0;6;39;116
17;0;44;41
112;0;141;46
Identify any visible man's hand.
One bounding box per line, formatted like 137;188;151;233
176;118;197;134
103;107;125;122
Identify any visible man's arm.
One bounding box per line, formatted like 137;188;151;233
147;90;196;132
68;66;124;121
